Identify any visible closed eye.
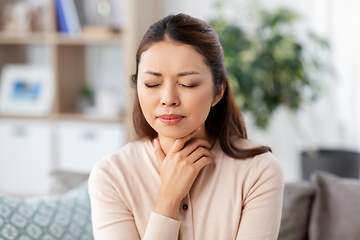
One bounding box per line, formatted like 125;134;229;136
180;83;198;88
145;84;160;88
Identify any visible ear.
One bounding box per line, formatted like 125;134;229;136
211;82;226;107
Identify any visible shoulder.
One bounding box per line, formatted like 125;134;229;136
223;137;283;182
94;139;150;166
113;139;152;158
89;139;153;184
252;151;284;184
240;140;284;190
222;138;284;201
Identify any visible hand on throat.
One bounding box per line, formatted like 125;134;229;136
156;127;213;155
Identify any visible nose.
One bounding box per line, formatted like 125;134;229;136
161;84;180;106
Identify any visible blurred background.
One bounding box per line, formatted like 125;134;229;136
0;0;359;197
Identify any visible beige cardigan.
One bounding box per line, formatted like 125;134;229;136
89;138;284;240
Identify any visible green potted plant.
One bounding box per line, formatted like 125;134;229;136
210;5;360;180
210;6;330;132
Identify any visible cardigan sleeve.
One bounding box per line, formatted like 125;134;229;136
88;157;181;240
236;152;284;240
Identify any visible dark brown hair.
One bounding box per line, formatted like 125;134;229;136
131;13;271;159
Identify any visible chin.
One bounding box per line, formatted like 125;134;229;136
157;129;192;139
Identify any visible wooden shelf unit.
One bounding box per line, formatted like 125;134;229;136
0;32;48;44
0;0;164;195
0;0;163;128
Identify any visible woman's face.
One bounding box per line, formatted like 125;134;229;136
137;41;222;140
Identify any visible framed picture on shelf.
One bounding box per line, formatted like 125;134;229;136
0;64;54;116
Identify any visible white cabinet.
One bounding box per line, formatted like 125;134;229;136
0;119;127;196
55;120;127;173
0;119;52;196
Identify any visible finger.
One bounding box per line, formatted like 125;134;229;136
193;156;213;172
180;138;212;157
171;127;201;153
154;138;166;167
187;147;214;163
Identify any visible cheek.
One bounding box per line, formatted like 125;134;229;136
187;89;214;118
137;89;154;117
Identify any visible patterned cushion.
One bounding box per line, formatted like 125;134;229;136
0;182;93;240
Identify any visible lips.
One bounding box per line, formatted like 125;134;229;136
157;114;184;125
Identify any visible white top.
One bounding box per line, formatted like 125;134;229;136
89;138;284;240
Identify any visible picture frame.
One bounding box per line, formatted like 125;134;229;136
0;64;54;116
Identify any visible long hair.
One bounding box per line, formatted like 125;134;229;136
131;13;271;159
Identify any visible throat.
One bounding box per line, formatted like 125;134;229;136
157;130;216;155
157;136;177;155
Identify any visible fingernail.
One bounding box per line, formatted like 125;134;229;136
195;127;200;132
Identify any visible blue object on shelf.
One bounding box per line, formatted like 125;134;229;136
55;0;69;32
55;0;81;34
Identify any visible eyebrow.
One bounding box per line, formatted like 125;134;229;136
178;71;200;77
142;70;201;77
143;70;162;76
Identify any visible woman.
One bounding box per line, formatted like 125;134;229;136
89;13;284;240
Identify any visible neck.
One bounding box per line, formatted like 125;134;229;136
157;127;213;155
157;136;177;155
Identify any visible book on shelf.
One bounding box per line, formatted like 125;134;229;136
73;0;87;27
55;0;81;35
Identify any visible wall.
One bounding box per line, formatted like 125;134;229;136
23;0;360;182
164;0;360;182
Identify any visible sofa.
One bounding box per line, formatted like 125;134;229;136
0;170;359;240
279;171;360;240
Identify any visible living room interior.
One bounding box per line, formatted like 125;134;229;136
0;0;359;239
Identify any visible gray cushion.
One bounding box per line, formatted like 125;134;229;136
0;182;93;240
278;182;314;240
309;171;360;240
50;170;89;195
